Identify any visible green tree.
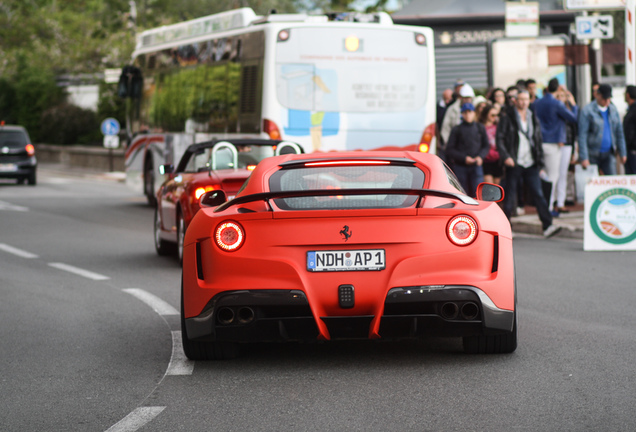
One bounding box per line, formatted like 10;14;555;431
13;55;66;141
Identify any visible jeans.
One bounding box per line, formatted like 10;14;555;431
625;151;636;175
503;164;553;230
453;164;484;197
592;151;617;175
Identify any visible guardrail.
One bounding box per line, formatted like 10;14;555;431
35;144;125;172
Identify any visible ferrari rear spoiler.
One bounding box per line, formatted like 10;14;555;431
208;188;479;212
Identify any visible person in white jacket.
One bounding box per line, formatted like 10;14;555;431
440;83;475;162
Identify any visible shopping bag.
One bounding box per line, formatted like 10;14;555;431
574;164;599;203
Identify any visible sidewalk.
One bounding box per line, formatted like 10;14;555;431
511;205;584;240
38;163;126;183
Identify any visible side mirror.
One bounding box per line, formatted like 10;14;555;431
200;190;227;208
476;183;504;202
159;164;174;175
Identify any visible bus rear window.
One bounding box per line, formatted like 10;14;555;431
275;27;428;113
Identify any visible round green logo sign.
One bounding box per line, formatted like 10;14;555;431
589;188;636;244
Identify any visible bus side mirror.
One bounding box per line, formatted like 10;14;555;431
200;190;227;208
476;183;504;202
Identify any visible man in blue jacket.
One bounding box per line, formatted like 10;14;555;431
578;84;627;175
533;78;578;211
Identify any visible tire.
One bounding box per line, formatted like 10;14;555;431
180;278;239;361
177;211;185;265
462;312;517;354
27;170;36;186
154;207;175;256
144;156;157;207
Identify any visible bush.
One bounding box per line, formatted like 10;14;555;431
40;103;102;145
0;78;17;124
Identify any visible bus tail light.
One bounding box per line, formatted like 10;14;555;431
215;221;245;252
419;123;436;153
415;33;427;46
447;215;478;246
263;119;281;140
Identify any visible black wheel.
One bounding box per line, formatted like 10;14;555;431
27;171;36;186
462;312;517;354
181;278;239;361
177;211;185;265
154;207;175;256
144;156;157;207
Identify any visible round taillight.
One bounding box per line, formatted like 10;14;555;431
215;221;244;252
447;215;478;246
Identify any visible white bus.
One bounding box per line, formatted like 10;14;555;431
120;8;436;204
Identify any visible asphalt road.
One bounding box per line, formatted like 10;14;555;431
1;172;635;431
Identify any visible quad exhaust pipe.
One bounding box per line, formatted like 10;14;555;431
216;307;255;325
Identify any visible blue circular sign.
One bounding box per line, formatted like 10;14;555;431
101;118;120;136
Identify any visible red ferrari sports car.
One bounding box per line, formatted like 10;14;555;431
181;151;516;359
154;139;302;261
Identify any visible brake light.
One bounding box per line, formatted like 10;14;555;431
215;221;245;252
305;160;390;167
247;164;257;171
447;215;478;246
263;119;281;140
25;144;35;156
419;123;436;153
194;185;218;200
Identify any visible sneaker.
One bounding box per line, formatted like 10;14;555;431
550;210;560;218
516;207;526;216
543;224;562;238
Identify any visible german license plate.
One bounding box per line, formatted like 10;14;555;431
307;249;385;272
0;163;17;172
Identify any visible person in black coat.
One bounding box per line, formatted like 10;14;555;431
445;102;490;197
496;90;561;237
623;85;636;174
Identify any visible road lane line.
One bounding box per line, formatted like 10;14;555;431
0;200;28;212
105;406;166;432
0;243;38;259
166;331;194;375
48;262;110;281
122;289;179;316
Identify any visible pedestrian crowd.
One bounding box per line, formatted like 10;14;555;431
436;77;636;238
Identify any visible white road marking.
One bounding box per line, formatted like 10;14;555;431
122;288;179;316
0;243;38;259
166;331;194;375
105;406;166;432
0;200;28;212
48;262;110;281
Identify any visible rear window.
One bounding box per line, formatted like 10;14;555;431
269;164;425;210
0;130;28;148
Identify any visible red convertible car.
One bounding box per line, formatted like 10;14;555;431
181;151;516;359
154;139;302;261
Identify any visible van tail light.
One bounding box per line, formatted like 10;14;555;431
215;221;245;252
447;215;478;246
263;119;282;140
419;122;436;153
25;144;35;156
